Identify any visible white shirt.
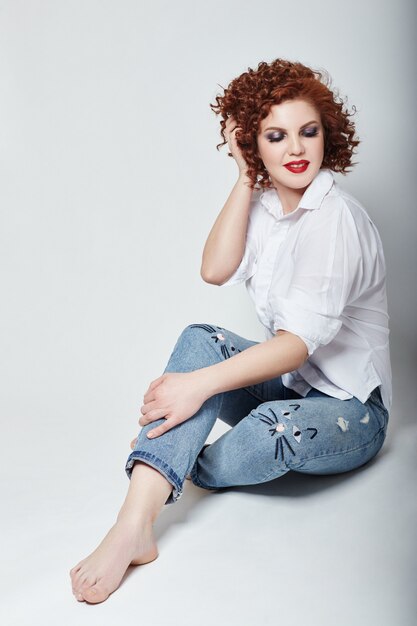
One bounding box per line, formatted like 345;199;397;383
223;169;392;413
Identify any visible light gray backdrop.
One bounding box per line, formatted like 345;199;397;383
0;1;415;624
1;0;415;436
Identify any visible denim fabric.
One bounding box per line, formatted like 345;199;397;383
125;324;389;505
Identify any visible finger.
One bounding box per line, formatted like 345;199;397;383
227;133;235;150
146;374;165;392
225;126;240;142
140;399;158;415
149;376;164;389
147;418;177;439
225;115;236;129
227;128;242;152
143;390;156;404
143;376;164;398
225;116;239;134
130;437;137;450
139;407;168;426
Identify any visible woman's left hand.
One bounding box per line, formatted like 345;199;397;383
136;371;210;440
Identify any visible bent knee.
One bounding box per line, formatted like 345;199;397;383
180;323;222;344
250;401;318;467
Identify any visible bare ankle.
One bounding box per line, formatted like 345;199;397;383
116;505;156;528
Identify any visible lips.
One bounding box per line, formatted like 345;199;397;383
284;160;310;174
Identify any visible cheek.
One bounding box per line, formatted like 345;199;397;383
256;139;265;162
258;141;280;164
318;136;325;159
311;138;325;166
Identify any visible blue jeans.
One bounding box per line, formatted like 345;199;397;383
125;324;389;505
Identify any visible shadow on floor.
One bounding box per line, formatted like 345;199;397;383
119;442;391;589
238;442;391;495
162;440;391;528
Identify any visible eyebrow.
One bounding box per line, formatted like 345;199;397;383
263;120;320;132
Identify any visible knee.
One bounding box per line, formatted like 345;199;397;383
179;323;220;346
251;401;301;423
250;401;312;465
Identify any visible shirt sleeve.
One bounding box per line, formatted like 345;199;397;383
269;204;360;356
221;195;262;287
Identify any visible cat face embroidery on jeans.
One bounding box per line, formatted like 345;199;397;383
189;324;241;359
258;404;318;462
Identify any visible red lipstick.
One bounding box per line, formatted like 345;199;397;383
284;160;309;174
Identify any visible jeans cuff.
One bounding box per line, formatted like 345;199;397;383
189;445;218;491
125;451;183;505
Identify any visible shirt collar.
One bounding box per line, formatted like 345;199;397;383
260;168;335;218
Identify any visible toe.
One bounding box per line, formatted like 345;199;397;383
82;581;110;604
70;563;82;578
80;572;97;587
72;570;90;594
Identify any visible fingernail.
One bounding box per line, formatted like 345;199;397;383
147;432;155;438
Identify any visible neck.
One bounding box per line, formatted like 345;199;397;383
271;180;307;215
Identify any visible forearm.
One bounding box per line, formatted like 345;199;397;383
139;331;308;439
201;172;253;285
197;331;308;397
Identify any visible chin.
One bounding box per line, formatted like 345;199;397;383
272;174;315;190
288;168;319;187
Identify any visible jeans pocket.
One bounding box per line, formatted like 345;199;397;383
368;388;389;431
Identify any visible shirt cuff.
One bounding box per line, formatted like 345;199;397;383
221;249;257;287
271;297;342;356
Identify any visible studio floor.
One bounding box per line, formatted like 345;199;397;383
1;401;416;626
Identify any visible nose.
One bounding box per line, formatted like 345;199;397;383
288;133;304;156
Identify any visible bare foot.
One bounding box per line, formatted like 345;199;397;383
70;520;158;604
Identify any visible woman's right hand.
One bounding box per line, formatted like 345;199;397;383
201;115;254;285
224;116;248;174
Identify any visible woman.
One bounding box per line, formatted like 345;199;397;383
70;58;392;604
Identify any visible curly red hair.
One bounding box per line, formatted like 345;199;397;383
211;59;360;189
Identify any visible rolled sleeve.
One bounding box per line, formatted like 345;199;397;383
221;195;262;287
269;204;359;356
221;243;257;286
271;297;342;355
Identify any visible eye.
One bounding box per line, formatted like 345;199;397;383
293;425;302;443
302;126;319;138
266;132;285;143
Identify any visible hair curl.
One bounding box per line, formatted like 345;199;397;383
211;59;360;189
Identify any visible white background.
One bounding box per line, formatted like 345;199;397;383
0;1;416;625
